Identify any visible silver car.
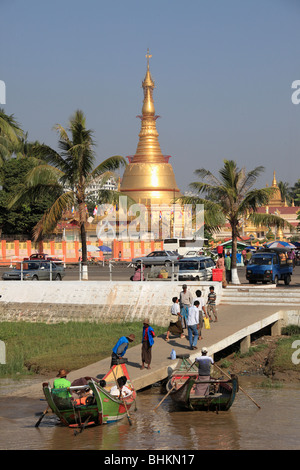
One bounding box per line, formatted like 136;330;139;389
132;250;181;267
2;261;65;281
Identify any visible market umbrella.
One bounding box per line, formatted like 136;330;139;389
265;241;296;250
98;245;112;252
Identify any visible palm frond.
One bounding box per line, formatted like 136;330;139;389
32;191;75;241
237;165;265;196
248;212;294;231
8;163;64;209
91;156;127;179
176;195;226;233
237;186;279;215
194;168;221;187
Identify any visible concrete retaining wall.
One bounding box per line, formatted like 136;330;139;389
0;280;222;326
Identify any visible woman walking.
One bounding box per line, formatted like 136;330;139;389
140;319;155;370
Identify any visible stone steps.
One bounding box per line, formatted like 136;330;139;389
220;286;300;306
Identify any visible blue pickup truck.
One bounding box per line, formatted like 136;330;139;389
246;250;293;285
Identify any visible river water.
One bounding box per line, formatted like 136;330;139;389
0;376;299;451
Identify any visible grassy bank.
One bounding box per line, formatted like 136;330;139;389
218;325;300;384
0;321;167;378
271;326;300;374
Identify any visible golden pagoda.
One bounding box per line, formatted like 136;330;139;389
268;171;283;207
120;50;180;207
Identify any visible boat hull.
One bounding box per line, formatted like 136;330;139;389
167;374;238;412
42;364;136;428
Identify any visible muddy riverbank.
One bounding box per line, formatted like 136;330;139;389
215;334;300;383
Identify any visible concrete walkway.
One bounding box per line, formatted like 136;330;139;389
10;302;295;399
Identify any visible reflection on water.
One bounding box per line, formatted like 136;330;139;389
0;378;300;450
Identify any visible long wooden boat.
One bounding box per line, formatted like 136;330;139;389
42;364;136;428
166;354;238;412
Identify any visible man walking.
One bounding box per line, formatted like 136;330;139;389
187;300;200;350
179;284;193;330
225;251;231;284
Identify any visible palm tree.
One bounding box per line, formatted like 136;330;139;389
0;108;23;165
178;160;293;284
9;110;126;263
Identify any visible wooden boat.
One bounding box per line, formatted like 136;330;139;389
166;354;238;412
42;363;136;428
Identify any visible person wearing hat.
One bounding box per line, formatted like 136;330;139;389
53;369;72;399
53;369;71;389
111;334;135;367
194;347;214;396
140;318;155;370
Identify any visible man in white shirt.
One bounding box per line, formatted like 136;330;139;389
187;300;200;350
194;290;208;339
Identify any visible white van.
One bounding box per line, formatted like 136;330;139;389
175;256;215;281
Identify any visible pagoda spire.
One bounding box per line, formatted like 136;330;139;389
132;49;165;163
120;50;180;205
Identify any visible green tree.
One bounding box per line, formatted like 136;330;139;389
9;110;126;262
178;160;293;284
0;108;23;165
0;158;62;236
278;181;292;204
290;179;300;205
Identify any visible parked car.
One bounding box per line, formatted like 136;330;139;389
2;260;65;281
23;253;62;262
177;256;216;281
246;250;293;285
182;249;205;257
132;250;182;267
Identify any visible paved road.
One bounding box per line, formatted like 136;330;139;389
0;264;299;285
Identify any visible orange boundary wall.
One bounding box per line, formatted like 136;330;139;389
0;240;164;264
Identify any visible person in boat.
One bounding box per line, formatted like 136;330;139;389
110;375;132;398
53;369;71;390
53;369;72;402
165;297;185;342
111;334;135;367
194;347;214;396
140;318;155;370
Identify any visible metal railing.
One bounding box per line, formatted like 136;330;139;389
0;259;180;282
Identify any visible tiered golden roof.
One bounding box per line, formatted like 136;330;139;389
120;49;180;206
268;171;283;207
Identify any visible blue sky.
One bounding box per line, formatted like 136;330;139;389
1;0;300;193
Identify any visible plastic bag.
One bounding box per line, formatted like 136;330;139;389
204;317;210;330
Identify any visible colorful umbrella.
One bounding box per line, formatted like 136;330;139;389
98;245;112;252
265;241;296;249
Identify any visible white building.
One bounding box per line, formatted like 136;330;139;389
85;176;118;200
